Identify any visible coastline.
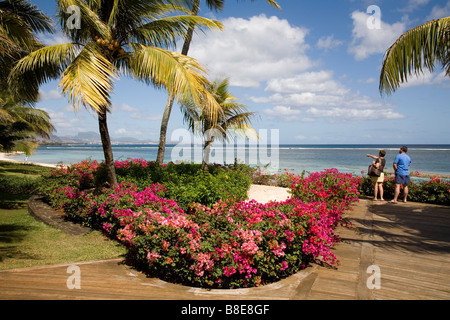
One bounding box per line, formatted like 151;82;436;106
0;152;57;168
1;151;449;179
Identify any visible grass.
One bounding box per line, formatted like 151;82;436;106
0;160;53;177
0;161;52;194
0;161;127;270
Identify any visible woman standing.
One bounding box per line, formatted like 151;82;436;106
366;150;386;201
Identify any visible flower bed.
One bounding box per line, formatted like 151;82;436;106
40;160;361;288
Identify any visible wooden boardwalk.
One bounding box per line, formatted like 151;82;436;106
1;199;449;300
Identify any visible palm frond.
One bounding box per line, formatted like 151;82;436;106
265;0;281;10
0;11;37;55
57;0;110;42
380;17;450;95
243;0;281;10
10;139;39;156
205;0;225;11
59;42;118;113
0;107;15;123
130;15;222;48
8;42;78;102
0;91;55;138
128;44;221;122
0;0;55;33
180;77;259;143
7;106;55;138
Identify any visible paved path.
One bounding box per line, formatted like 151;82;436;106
1;199;449;300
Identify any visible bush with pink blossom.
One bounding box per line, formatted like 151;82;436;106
40;160;361;288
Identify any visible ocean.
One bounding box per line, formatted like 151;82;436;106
7;144;450;177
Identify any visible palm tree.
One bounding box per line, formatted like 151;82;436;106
0;0;54;98
0;0;55;155
0;92;54;155
181;77;258;170
156;0;280;165
9;0;224;185
379;17;450;95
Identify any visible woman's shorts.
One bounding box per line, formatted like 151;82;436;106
371;172;384;183
395;174;410;185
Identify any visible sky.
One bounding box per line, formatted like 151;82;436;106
31;0;450;145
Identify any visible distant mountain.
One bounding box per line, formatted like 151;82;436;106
39;132;157;145
74;131;101;142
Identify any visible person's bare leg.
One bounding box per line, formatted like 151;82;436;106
403;185;408;203
373;183;378;200
390;184;400;203
379;183;384;201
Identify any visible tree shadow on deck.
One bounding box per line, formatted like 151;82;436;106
349;201;450;254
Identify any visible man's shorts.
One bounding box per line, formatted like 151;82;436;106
395;174;410;185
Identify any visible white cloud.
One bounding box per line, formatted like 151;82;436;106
399;70;450;89
129;113;162;121
348;11;407;61
305;107;405;122
265;71;350;96
258;92;343;108
251;70;404;123
189;14;314;88
38;31;72;46
41;108;87;135
115;128;143;136
316;35;343;51
112;103;161;121
188;13;406;124
428;1;450;19
358;77;376;84
119;103;138;112
264;105;302;121
39;89;62;101
400;0;430;12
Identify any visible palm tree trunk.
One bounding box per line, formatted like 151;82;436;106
181;0;200;55
156;0;201;165
98;109;117;186
156;92;175;164
201;138;213;171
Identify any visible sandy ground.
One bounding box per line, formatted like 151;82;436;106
246;184;290;204
0;152;57;168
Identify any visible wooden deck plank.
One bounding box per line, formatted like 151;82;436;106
2;199;450;300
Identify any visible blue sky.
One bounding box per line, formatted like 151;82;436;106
32;0;450;144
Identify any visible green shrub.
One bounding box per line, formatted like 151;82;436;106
359;174;450;205
40;159;252;212
0;175;41;194
163;169;251;210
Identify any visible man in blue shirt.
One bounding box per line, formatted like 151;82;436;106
390;146;412;203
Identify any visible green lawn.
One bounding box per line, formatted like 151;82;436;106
0;161;126;270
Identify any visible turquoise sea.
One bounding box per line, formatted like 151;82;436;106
6;144;450;177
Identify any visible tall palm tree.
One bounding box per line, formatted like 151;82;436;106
156;0;280;165
9;0;223;185
379;17;450;95
0;92;54;155
181;77;258;170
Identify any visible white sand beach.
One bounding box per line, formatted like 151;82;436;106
0;152;57;168
246;184;290;204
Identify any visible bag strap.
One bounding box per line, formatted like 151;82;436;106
378;158;385;171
